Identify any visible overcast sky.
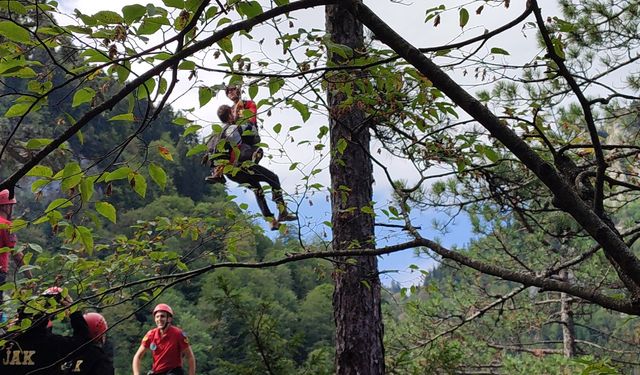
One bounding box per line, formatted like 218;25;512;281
53;0;549;286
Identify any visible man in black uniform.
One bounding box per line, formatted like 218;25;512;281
1;308;87;374
61;312;114;375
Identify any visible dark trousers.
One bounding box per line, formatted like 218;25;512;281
226;164;284;218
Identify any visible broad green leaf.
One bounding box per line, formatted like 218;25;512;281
95;202;117;223
109;113;135;122
31;179;50;193
94;11;124;24
199;86;212;107
268;77;284;96
76;226;94;254
183;125;201;136
217;36;233;53
248;84;258;99
81;49;111;63
274;0;289;5
237;1;263;18
186;144;207;156
72;87;96;107
149;163;167;189
123;4;147;24
25;138;52;150
178;60;196;70
273;123;282;134
163;0;185;8
290;99;310;122
2;66;36;78
105;166;132;182
490;47;510;55
80;176;96;203
0;21;30;43
61;162;83;191
115;60;131;83
130;173;147;198
0;1;27;14
459;8;469;28
5;102;31;118
45;198;73;213
337;138;348;154
136;78;156;99
26;165;53;178
137;16;169;35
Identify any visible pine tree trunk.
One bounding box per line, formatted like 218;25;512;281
326;4;385;375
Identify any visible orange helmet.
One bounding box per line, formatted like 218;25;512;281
0;189;16;205
84;312;108;340
153;303;173;317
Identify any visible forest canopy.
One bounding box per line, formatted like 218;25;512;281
2;0;640;373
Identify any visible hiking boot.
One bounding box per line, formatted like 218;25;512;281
277;210;297;222
205;174;226;184
252;147;264;164
270;218;280;231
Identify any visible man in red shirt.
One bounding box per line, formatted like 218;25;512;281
132;303;196;375
0;189;31;320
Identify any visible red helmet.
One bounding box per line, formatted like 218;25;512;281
153;303;173;317
0;189;16;205
84;312;108;340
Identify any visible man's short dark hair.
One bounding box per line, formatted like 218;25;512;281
217;104;232;123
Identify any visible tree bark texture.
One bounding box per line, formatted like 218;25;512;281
326;4;385;374
559;270;576;357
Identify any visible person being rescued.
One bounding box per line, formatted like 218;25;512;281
204;104;297;230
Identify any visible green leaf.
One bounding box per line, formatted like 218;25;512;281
178;60;196;70
61;162;83;191
199;86;213;107
5;102;31;118
163;0;185;8
136;78;156;99
93;10;124;24
269;77;284;96
108;113;135;122
490;47;510;55
273;123;282;134
25;138;52;150
31;179;50;193
290;99;310;122
115;60;131;83
337;138;348;154
130;173;147;198
72;87;96;107
105;166;132;182
0;21;30;43
123;4;147;24
274;0;289;5
459;8;469;28
248;84;258;99
149;163;167;189
95;202;117;223
137;16;169;35
186;143;207;157
26;165;53;178
217;36;233;53
183;125;201;137
46;198;73;213
237;1;263;18
76;226;94;255
80;177;96;203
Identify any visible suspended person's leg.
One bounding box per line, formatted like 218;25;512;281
226;171;277;229
248;165;297;223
